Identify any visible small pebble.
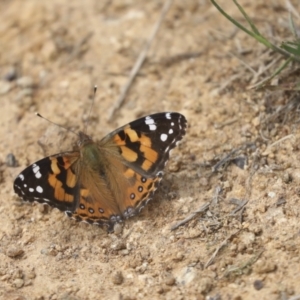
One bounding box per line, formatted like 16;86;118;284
174;252;184;262
15;89;34;105
232;156;247;169
199;177;209;186
120;249;129;256
27;269;36;279
4;66;18;81
0;81;11;95
136;262;148;274
6;153;17;167
13;278;24;288
253;259;276;274
41;40;57;61
17;76;33;88
197;277;213;294
164;273;175;286
276;197;286;206
253;279;264;290
40;248;49;255
282;172;291;183
110;240;126;251
6;246;24;258
113;223;123;235
168;161;181;172
112;271;123;285
48;248;58;256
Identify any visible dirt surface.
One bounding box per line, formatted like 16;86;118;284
1;0;300;299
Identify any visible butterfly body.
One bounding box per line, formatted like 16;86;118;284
14;112;187;231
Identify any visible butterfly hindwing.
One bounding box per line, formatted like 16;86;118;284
68;182;123;231
118;167;162;218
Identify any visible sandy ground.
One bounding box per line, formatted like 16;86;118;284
1;0;300;299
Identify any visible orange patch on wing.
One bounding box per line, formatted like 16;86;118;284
121;146;138;162
140;145;158;163
48;173;74;202
66;169;76;188
50;159;60;174
80;189;89;198
124;168;135;178
65;193;74;202
139;134;152;147
61;156;74;168
48;173;58;189
141;159;152;171
113;134;124;145
124;128;139;142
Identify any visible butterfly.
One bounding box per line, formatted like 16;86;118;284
13;112;187;231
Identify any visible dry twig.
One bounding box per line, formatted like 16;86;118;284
229;198;248;223
222;250;264;278
229;198;248;216
204;229;242;268
170;202;210;231
212;142;255;173
210;185;223;207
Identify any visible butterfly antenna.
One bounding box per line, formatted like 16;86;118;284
84;85;97;134
36;113;79;136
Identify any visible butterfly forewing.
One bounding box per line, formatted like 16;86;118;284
14;153;80;211
102;112;187;176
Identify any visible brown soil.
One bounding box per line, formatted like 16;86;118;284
1;1;300;299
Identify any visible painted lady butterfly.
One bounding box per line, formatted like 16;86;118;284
14;112;187;231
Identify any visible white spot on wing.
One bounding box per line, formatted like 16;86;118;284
32;164;42;179
160;133;168;142
19;174;24;181
29;188;34;192
171;122;174;126
32;164;39;172
149;124;157;131
166;113;171;119
169;129;173;134
145;116;157;131
145;117;155;125
36;186;43;193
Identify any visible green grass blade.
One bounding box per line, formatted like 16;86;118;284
233;0;260;36
211;0;300;63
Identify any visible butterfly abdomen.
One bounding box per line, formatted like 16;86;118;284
79;142;119;199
